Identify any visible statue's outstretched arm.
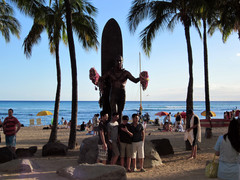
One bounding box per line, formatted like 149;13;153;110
126;71;140;83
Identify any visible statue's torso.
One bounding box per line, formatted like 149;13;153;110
109;69;128;89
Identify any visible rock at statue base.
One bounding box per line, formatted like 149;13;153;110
151;139;174;156
78;136;163;168
42;142;68;156
0;147;17;164
78;136;99;164
16;146;37;158
57;163;126;180
144;140;163;168
0;159;33;173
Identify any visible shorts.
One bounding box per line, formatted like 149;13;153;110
111;141;120;157
132;141;144;159
93;126;99;131
120;142;132;158
98;144;108;161
6;135;16;147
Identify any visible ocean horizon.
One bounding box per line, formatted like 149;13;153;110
0;101;239;126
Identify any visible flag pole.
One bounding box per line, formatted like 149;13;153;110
139;52;142;114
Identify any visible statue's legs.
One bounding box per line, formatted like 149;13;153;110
117;89;126;124
110;88;126;124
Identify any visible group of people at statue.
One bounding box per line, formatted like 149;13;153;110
97;111;145;172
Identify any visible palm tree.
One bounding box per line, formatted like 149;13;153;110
63;0;98;149
194;0;219;137
23;0;98;146
128;0;200;131
0;1;20;42
23;1;67;143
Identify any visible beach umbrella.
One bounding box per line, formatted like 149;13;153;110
174;112;186;118
155;111;168;117
37;110;53;116
36;110;53;125
201;110;216;117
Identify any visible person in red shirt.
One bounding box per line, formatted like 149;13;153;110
3;109;21;151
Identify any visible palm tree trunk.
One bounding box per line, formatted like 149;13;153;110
203;20;211;121
184;23;194;150
65;0;78;149
184;24;193;128
203;19;212;138
49;42;61;143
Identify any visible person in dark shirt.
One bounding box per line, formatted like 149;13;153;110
119;115;133;172
107;112;120;165
97;111;109;164
80;121;86;131
131;113;145;172
175;112;182;127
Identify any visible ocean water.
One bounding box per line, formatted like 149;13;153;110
0;101;239;126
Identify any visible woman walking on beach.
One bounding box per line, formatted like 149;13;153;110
187;109;201;159
214;119;240;180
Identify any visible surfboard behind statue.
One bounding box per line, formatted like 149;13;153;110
101;18;123;115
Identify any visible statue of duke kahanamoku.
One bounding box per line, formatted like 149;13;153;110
89;55;149;123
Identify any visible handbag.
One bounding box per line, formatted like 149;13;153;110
205;154;219;178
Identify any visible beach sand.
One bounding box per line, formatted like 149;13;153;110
0;125;226;179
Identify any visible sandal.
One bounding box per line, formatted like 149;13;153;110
127;169;132;173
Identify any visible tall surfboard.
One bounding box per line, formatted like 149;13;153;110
101;18;123;116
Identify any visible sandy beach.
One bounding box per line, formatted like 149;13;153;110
0;125;227;179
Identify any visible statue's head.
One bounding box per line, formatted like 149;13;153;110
115;55;123;69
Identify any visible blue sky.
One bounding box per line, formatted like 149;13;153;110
0;0;240;101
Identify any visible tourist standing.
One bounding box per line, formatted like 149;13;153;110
107;112;120;165
3;109;21;151
175;112;182;127
187;109;201;159
214;119;240;180
97;111;109;164
119;115;133;172
92;114;100;135
131;113;145;172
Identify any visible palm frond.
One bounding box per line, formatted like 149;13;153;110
140;18;163;56
9;0;45;16
0;1;20;42
72;13;99;50
128;0;150;33
61;24;68;45
23;22;44;58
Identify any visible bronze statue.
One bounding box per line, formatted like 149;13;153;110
100;55;140;123
89;19;148;124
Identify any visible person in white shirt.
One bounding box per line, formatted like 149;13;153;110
214;119;240;180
